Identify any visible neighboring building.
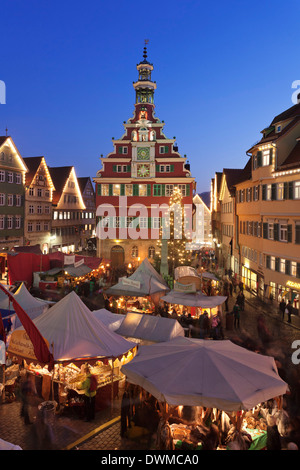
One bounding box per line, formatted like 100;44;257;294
211;171;223;263
94;46;196;267
23;156;55;253
49;166;86;253
77;177;96;253
219;164;251;274
0;136;28;251
192;193;212;249
235;101;300;311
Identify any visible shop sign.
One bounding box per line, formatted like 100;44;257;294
64;255;76;265
174;281;196;293
286;280;300;291
74;258;84;268
8;330;50;362
121;278;141;289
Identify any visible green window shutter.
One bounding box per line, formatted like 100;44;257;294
120;184;125;196
109;184;113;196
266;255;270;269
271;183;277;200
284;182;288;199
165;146;168;153
269;148;273;166
287;224;293;243
285;260;291;275
186;184;190;196
133;184;139;196
263;223;268;239
257;151;262;167
288;181;294;199
148;217;152;229
147;184;151;196
113;165;117;172
273;223;279;241
97;184;101;195
162;185;165;196
126;165;131;172
156;165;160;172
118;147;123;154
262;185;266;200
170;164;174;172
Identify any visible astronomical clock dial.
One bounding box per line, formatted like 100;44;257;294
137;164;150;178
137;147;150;160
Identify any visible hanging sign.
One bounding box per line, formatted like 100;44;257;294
121;278;141;289
174;281;196;293
74;259;84;268
8;330;50;363
286;280;300;291
64;255;75;265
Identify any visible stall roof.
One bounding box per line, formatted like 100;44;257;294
92;308;125;331
162;290;227;308
116;311;185;344
64;264;92;277
12;291;136;363
175;266;219;282
121;337;288;411
106;258;169;297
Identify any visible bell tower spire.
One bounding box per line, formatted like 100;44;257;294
133;40;156;108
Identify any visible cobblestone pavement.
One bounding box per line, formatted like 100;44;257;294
1;289;299;451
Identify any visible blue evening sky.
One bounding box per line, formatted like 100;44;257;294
0;0;300;193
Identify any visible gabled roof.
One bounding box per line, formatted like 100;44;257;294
22;156;43;185
271;102;300;125
199;191;210;209
0;136;9;148
277;140;300;171
48;166;73;205
78;176;95;194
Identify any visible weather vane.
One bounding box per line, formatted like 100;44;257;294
144;39;149;46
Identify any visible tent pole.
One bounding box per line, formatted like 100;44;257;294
111;358;114;416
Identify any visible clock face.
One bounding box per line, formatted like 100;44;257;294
137;164;150;178
137;147;150;160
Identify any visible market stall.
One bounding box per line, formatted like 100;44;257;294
115;311;185;345
121;336;288;450
7;291;137;414
161;289;227;319
92;308;125;332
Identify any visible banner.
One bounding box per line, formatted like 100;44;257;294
174;281;196;293
8;329;50;363
121;278;141;289
64;255;75;265
74;258;84;268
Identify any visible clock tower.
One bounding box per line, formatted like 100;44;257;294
94;45;196;269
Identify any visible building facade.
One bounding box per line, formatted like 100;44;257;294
0;136;28;251
23;156;55;253
192;193;212;249
49;166;86;253
235;101;300;312
77;177;96;253
94;47;196;268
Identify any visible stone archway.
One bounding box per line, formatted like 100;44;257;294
110;245;125;267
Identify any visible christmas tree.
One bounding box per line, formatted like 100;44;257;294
158;186;192;275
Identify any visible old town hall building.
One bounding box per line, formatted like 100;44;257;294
94;47;196;267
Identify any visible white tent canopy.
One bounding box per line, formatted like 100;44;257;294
106;258;169;297
92;308;125;331
121;337;288;411
13;283;49;328
0;283;49;328
175;266;219;282
13;291;136;363
116;311;185;344
162;290;227;308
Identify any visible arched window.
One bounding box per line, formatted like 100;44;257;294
131;245;139;258
148;246;155;259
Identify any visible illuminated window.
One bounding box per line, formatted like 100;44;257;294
148;246;155;258
131;245;139;258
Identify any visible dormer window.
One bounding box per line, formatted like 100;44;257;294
276;125;281;133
